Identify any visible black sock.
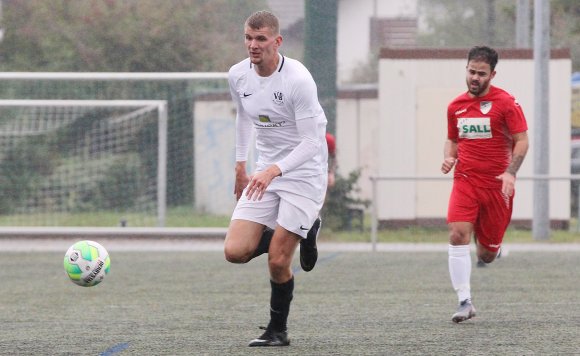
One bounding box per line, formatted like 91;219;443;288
268;277;294;332
250;227;273;260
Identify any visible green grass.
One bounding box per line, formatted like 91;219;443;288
325;226;580;243
0;205;231;228
1;207;580;243
323;213;580;243
1;249;579;354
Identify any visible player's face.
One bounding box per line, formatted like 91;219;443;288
465;60;496;97
244;26;281;69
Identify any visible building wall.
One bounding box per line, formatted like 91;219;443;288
192;95;237;216
268;0;420;84
193;48;572;226
377;48;572;225
337;0;417;84
335;87;380;202
192;90;379;216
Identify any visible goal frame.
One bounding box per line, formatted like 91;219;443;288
0;99;168;227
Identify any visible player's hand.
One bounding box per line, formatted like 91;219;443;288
496;172;515;197
234;174;250;201
233;162;250;201
441;157;456;174
245;165;281;201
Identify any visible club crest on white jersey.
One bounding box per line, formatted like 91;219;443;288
273;91;284;105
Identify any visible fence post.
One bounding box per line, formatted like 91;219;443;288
577;184;580;233
371;177;378;252
369;175;577;245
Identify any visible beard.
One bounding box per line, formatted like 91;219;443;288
467;79;489;96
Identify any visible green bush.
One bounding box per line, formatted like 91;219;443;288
0;138;55;214
321;169;370;231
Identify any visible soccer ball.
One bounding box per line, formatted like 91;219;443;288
63;240;110;287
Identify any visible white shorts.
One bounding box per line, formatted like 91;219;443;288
231;174;327;238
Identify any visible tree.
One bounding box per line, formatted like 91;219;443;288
551;0;580;71
0;0;267;72
417;0;580;71
0;0;269;209
417;0;518;48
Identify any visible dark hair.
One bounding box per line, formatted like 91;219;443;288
245;11;279;35
467;46;499;71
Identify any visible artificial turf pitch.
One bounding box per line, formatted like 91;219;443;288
0;245;579;355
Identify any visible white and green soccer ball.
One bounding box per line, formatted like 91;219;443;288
64;240;110;287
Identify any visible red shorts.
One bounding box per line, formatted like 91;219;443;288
447;177;514;252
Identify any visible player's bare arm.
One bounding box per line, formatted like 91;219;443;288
234;161;250;200
245;164;282;201
506;131;529;175
441;139;458;174
496;131;529;196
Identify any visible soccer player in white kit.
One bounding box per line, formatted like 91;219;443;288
223;10;328;347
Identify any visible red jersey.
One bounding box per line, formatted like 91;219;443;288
447;86;528;189
326;132;336;156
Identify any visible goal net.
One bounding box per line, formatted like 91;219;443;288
0;72;231;230
0;100;167;227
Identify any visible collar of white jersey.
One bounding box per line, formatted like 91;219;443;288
249;53;285;73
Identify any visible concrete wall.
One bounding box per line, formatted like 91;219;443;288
193;93;256;216
335;87;380;202
193;94;236;216
192;90;380;217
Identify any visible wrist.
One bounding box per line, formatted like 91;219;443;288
235;162;246;174
268;165;282;178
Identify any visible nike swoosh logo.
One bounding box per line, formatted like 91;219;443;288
243;93;252;97
299;226;309;231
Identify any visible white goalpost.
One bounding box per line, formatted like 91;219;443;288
0;71;231;235
0;99;168;227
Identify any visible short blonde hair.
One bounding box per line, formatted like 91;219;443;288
245;10;279;35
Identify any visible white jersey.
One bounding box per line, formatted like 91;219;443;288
228;54;328;178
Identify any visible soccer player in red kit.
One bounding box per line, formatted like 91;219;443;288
441;46;529;323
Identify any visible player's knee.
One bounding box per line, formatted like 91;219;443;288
449;230;470;245
224;245;251;264
478;252;496;264
268;255;290;277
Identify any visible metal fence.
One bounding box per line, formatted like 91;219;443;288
370;175;580;251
